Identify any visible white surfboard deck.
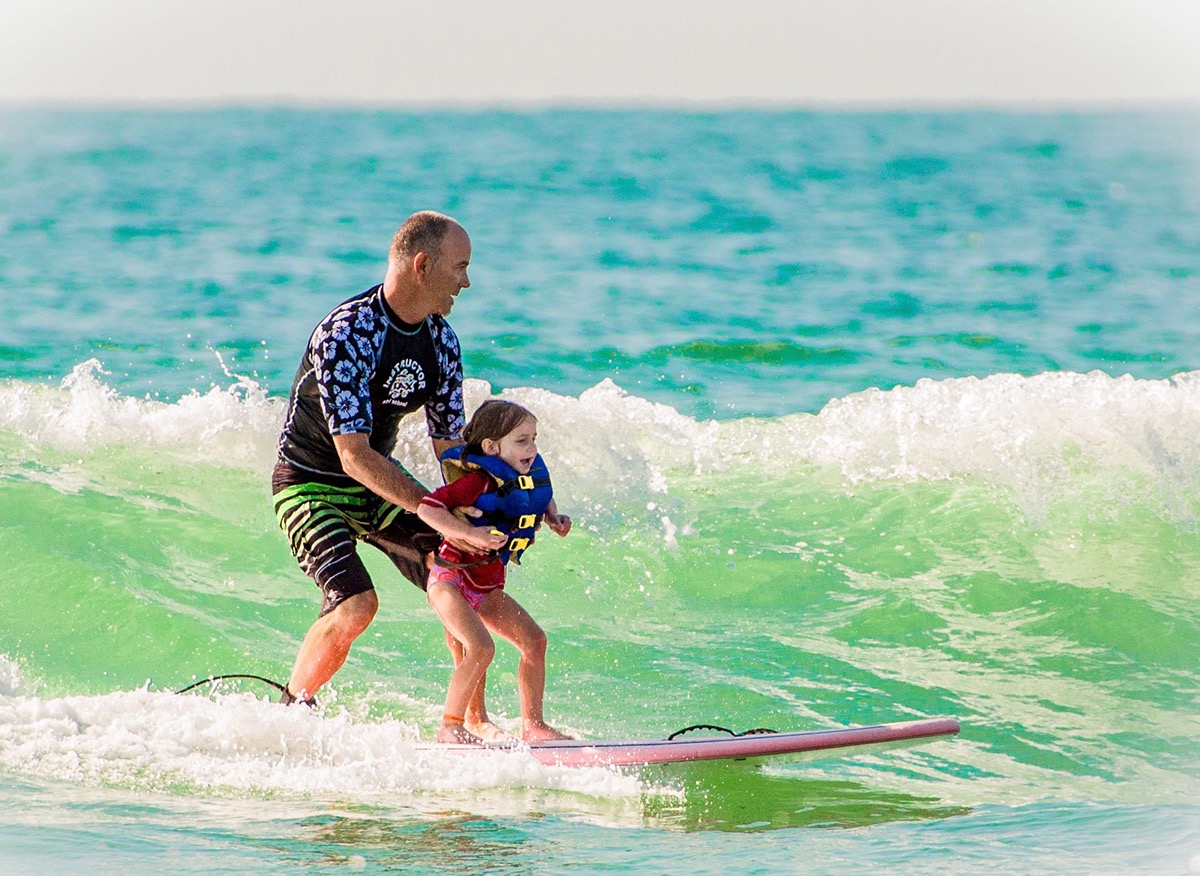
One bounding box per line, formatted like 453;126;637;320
426;716;961;768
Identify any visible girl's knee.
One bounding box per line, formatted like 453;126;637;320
522;624;547;658
465;635;496;666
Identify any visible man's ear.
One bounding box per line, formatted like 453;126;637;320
412;251;430;279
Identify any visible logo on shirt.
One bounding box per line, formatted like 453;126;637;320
383;359;426;405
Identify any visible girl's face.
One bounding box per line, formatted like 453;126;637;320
482;415;539;473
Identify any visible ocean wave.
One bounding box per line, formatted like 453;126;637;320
0;359;282;472
1;367;1198;811
4;363;1200;526
0;660;643;804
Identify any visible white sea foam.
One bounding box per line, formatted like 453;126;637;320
0;679;644;803
414;370;1200;498
0;656;23;697
0;359;284;472
803;370;1200;524
806;370;1200;486
5;364;1199;523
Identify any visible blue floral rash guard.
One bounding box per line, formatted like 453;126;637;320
277;285;465;479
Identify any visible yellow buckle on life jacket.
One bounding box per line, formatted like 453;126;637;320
507;537;531;554
516;514;537;529
517;475;535;490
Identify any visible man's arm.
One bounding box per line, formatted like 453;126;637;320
416;501;508;554
333;432;428;512
431;436;462;462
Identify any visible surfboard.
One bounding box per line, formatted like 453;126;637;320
436;717;961;768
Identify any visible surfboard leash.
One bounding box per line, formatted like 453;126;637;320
666;723;777;740
173;680;769;733
174;673;288;697
174;673;319;707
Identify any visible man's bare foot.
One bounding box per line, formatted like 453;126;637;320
437;722;483;745
522;721;572;742
466;720;517;744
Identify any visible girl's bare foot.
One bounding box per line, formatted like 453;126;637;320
522;721;572;742
437;721;484;745
466;719;517;744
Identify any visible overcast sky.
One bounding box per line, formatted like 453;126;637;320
1;0;1198;107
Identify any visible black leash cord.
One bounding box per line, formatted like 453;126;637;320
666;723;777;741
174;681;770;732
174;674;288;696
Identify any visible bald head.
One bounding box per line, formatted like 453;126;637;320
389;211;463;265
382;211;472;322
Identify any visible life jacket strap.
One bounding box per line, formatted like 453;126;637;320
433;553;496;570
495;475;551;497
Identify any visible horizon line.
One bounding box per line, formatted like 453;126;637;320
3;96;1199;114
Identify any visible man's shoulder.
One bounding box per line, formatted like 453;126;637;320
321;286;383;325
308;287;386;350
427;314;460;349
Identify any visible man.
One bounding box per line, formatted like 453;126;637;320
273;210;493;730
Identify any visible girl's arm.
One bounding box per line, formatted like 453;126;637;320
418;503;509;553
543;498;572;537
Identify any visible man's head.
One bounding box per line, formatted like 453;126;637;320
385;211;471;320
390;211;457;264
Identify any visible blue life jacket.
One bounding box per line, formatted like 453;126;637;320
439;446;553;565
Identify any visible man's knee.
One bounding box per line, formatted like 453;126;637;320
330;589;378;639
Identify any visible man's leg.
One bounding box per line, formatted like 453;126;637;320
286;589;378;703
274;473;380;703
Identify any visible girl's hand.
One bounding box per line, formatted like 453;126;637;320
544;511;572;537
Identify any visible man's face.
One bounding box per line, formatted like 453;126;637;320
423;224;472;317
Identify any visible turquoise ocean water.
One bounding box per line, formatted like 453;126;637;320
1;108;1199;874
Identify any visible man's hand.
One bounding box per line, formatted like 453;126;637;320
418;503;509;554
464;528;510;553
440;505;483;552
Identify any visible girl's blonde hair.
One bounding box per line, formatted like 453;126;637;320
462;400;536;454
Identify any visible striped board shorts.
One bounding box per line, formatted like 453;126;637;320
272;461;442;615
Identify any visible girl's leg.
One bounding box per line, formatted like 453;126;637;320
478;590;571;742
427;581;495;744
444;629;513;742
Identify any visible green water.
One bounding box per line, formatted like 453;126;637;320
2;107;1199;873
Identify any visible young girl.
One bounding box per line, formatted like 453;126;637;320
417;400;572;745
